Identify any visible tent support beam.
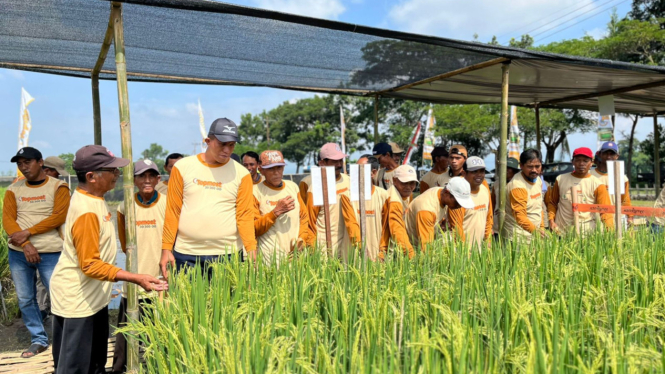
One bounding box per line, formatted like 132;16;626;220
92;6;115;145
111;2;140;372
536;79;665;106
535;105;541;153
374;95;379;143
498;61;511;234
655;114;661;198
373;57;509;95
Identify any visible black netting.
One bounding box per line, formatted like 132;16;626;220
2;0;665;113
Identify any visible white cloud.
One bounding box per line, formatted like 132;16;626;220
585;27;608;40
251;0;345;19
185;102;199;115
387;0;596;41
30;140;51;149
7;70;24;80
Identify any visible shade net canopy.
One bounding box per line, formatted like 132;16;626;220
2;0;665;114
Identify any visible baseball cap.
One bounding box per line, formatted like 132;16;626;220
72;145;129;172
572;147;593;159
393;165;419;183
134;159;160;175
507;157;520;170
449;144;468;158
320;143;347;160
10;147;42;162
43;156;70;176
259;150;286;168
445;177;475;209
372;142;392;156
208;118;239;143
389;142;405;154
465;156;486;171
431;146;449;159
600;141;619;154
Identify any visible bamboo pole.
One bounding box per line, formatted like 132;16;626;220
321;167;333;254
535;105;541;153
111;3;140;372
498;62;511;234
613;161;623;239
654;114;661;198
92;6;115;146
571;185;580;235
374;96;379;144
358;164;367;260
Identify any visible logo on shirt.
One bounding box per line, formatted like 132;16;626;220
20;195;46;203
530;193;542;199
357;209;376;217
193;178;223;190
265;199;278;207
103;212;112;222
474;204;487;211
136;219;157;228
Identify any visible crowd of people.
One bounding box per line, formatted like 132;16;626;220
2;117;638;373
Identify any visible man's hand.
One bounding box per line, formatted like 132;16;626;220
273;197;295;217
23;243;40;264
538;228;547;238
549;220;559;233
9;230;31;247
246;250;258;262
159;250;176;280
134;274;169;293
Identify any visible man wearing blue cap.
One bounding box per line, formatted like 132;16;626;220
372;142;399;190
591;141;632;224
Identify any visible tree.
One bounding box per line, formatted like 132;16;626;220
630;0;665;22
58;153;75;175
140;143;169;174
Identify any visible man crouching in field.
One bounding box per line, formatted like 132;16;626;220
253;150;310;266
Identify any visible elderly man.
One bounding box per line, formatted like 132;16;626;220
545;147;613;235
242;151;264;185
590;141;632;224
156;153;183;195
112;159;167;373
373;142;400;190
253;150;310;266
306;143;354;258
3;147;70;358
50;145;166;374
420;146;450;193
405;177;475;250
381;165;419;260
160;118;257;275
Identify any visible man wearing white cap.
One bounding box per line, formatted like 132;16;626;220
381;165;418;260
405;177;475;250
306;143;354;258
448;157;493;248
253;150;310;266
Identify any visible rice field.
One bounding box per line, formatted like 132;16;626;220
114;231;665;373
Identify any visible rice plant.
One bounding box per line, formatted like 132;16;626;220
122;229;665;373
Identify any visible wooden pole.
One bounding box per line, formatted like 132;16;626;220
321;167;333;254
535;105;541;153
654;114;661;198
358;164;367;260
374;96;379;144
613;161;623;239
111;3;140;372
571;185;580;235
498;62;511;234
92;4;115;146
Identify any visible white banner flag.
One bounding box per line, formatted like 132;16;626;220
422;106;435;161
18;88;35;150
198;99;207;151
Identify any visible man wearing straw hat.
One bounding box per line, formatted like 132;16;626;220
389;141;405;165
545;147;614;235
160;118;258;276
112;159;166;373
42;156;70;179
50;145;167;374
253;150;310;266
3;147;70;358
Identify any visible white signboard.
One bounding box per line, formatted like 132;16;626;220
311;166;337;206
598;95;616;116
607;160;625;195
349;164;372;202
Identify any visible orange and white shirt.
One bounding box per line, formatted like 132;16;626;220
546;172;613;233
503;172;544;241
419;169;451;193
381;185;414;259
307;173;353;258
155;181;169;195
299;175;312;206
590;168;631;206
375;167;398;190
454;183;492;247
50;188;121;318
340;186;389;261
253;180;309;266
162;154;256;256
405;187;462;250
3;176;69;253
117;192;166;299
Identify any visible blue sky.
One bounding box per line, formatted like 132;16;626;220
0;0;647;174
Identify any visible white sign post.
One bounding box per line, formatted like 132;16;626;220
311;166;336;251
350;164;372;259
608;160;625;239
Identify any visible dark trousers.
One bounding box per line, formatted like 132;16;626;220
111;297;151;374
52;306;109;374
173;250;239;279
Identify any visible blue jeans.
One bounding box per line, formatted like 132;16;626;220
8;249;61;347
173;250;239;280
